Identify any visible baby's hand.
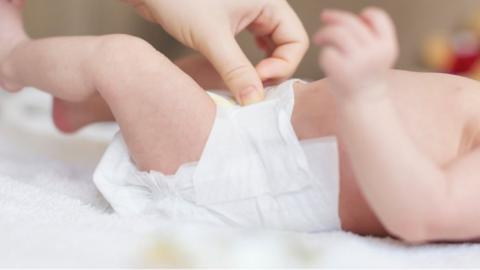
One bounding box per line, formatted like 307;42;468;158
314;8;398;102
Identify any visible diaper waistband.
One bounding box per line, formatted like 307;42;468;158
193;79;316;205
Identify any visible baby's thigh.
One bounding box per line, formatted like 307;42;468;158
115;82;216;176
94;36;217;175
291;81;336;140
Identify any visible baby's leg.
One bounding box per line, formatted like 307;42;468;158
52;54;224;134
88;36;216;174
1;4;215;175
2;35;216;174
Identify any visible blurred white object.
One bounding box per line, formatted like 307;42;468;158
0;88;118;166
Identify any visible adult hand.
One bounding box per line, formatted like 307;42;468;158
124;0;309;105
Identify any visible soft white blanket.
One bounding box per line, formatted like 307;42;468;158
0;91;479;268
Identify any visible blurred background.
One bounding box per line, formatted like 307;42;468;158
22;0;480;79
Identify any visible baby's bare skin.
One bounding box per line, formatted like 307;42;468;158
293;71;480;237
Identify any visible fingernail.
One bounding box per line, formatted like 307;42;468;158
240;86;264;106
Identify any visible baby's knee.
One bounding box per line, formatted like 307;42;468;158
91;34;167;75
97;34;156;55
89;34;169;98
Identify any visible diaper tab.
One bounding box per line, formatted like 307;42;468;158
193;80;316;205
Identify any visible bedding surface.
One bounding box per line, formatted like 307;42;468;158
0;90;479;268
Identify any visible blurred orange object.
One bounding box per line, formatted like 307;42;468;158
423;10;480;78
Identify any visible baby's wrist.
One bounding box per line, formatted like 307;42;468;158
334;82;389;106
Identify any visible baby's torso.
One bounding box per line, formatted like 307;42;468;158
293;70;480;237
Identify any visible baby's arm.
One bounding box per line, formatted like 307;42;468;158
315;8;480;243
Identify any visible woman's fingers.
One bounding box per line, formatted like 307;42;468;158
199;30;265;106
125;0;308;105
250;1;309;83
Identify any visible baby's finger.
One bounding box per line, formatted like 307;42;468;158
314;26;358;55
319;46;343;75
361;7;396;41
321;9;374;44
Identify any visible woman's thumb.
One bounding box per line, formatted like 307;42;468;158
200;34;265;105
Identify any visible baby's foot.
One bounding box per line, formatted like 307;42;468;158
53;96;114;133
0;0;28;91
314;8;398;101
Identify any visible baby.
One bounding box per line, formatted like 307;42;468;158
2;0;480;244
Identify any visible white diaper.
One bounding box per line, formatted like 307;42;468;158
93;80;341;233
